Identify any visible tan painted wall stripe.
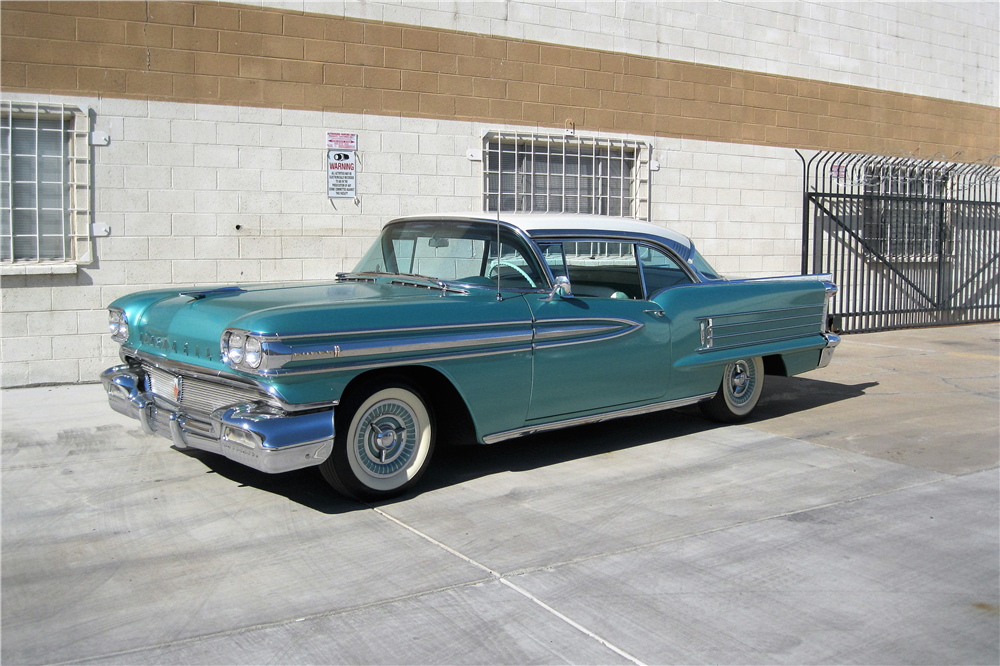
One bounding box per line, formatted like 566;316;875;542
1;1;997;161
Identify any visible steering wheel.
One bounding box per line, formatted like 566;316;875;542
487;260;536;288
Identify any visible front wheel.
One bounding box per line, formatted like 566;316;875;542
699;356;764;423
320;378;435;501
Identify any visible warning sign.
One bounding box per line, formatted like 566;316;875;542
326;132;358;151
328;150;356;198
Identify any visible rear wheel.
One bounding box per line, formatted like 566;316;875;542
320;377;435;501
699;356;764;423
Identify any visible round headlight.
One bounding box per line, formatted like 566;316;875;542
228;334;245;364
109;310;121;334
245;337;262;369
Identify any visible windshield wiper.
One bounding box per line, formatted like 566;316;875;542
394;272;444;283
389;275;469;294
337;272;468;294
336;272;380;283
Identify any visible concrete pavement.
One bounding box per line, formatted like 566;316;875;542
2;323;997;664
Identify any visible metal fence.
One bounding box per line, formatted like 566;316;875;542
799;151;999;333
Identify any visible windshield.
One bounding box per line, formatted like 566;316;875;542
354;220;547;290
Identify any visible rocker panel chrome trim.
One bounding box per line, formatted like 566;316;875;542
482;393;716;444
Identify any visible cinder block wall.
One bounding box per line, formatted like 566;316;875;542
1;1;996;387
291;0;996;106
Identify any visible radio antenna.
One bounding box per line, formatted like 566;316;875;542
495;194;502;301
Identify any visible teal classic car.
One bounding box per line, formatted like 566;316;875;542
102;214;839;500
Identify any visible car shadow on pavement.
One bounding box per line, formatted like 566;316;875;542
177;450;364;514
752;375;879;419
419;375;878;496
180;375;876;513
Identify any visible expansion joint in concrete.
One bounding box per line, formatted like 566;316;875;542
370;506;648;666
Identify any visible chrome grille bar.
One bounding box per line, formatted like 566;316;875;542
142;363;269;415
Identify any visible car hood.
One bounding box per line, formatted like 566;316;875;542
112;280;514;372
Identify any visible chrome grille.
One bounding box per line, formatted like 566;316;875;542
143;364;268;415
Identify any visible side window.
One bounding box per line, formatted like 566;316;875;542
639;245;693;295
485;237;544;288
562;240;643;300
536;242;567;278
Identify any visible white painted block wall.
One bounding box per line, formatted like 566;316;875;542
0;90;809;386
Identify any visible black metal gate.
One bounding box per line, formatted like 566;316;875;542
799;151;1000;333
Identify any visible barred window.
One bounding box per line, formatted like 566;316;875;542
1;102;91;264
483;132;647;218
863;163;948;260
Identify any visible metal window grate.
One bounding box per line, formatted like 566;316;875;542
483;131;650;219
860;162;951;260
1;102;90;263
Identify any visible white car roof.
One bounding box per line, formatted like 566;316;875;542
390;213;693;253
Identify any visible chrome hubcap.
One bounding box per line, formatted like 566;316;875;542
371;422;406;462
355;399;417;477
730;362;749;397
727;360;755;405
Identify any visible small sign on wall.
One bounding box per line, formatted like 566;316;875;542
327;132;357;151
326;132;358;199
328;150;356;198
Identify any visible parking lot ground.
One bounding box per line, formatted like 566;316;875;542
2;323;998;665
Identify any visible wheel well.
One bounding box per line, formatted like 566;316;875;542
762;354;788;376
338;366;479;447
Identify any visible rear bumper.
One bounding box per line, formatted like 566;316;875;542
817;333;840;369
101;365;334;474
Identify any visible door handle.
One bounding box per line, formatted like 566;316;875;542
644;309;665;317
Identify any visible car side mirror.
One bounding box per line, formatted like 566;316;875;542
543;275;573;300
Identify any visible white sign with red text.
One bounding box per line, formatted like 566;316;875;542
327;150;356;198
326;132;358;151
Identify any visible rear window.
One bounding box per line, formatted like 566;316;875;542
689;248;722;280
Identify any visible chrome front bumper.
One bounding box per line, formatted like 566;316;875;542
817;333;840;369
101;365;334;474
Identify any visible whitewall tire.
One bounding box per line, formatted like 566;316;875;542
320;379;435;500
699;356;764;423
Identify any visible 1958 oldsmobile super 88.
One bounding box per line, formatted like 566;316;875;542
102;214;840;500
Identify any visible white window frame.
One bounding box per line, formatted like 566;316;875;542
483;131;650;220
1;101;92;272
